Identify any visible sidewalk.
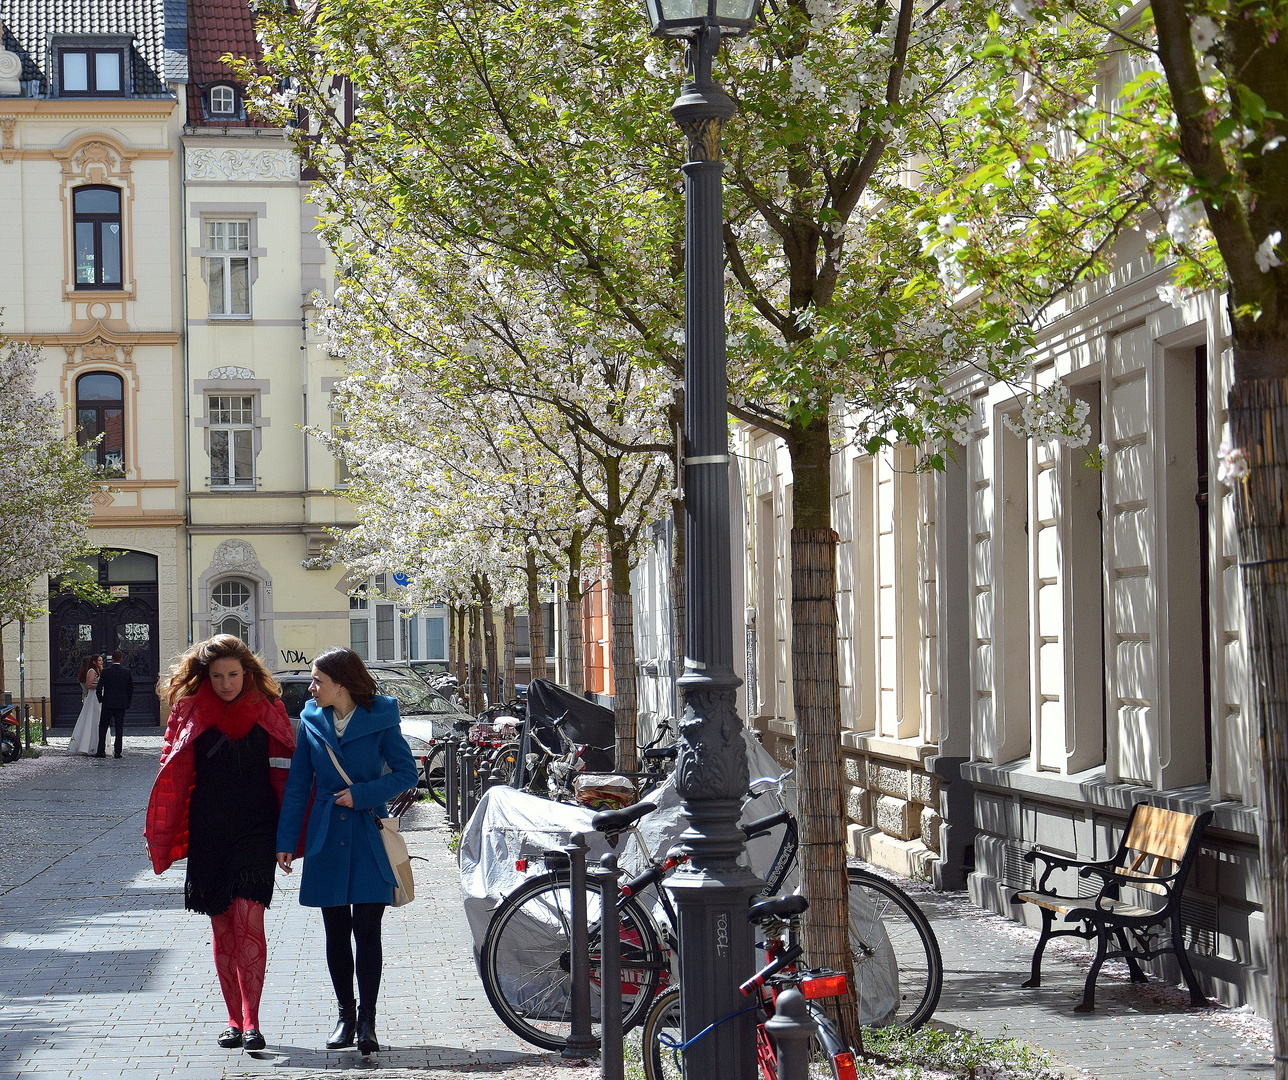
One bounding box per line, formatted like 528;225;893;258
0;738;1275;1080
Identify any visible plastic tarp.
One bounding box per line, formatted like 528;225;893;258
522;679;616;771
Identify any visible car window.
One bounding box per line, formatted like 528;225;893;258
279;681;312;720
372;671;459;716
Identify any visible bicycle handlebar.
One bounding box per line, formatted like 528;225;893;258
739;943;804;996
741;808;791;839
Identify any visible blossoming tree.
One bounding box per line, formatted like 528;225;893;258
0;335;102;697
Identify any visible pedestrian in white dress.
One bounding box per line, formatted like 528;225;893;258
68;655;103;756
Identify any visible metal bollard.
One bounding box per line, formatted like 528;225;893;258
594;853;623;1080
459;748;474;825
562;831;597;1059
763;989;816;1080
445;738;459;828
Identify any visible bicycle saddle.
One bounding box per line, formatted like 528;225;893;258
643;745;678;760
591;801;656;833
748;894;809;924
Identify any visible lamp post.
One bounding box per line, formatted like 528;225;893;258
641;3;760;1078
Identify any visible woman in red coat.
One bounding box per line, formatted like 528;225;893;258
145;635;295;1054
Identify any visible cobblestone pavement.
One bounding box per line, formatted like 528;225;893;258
0;738;1275;1080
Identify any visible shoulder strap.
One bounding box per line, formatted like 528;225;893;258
324;742;355;786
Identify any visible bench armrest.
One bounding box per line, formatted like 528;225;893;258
1023;847;1116;893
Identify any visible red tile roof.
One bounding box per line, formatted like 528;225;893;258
186;0;263;127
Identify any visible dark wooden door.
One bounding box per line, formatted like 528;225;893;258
50;587;161;726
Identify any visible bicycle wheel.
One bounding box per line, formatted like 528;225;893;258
488;740;522;785
423;744;447;806
640;986;682;1080
480;870;665;1051
641;988;854;1080
847;868;942;1030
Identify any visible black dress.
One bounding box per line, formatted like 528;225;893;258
185;725;279;916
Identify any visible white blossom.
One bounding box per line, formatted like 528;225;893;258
1255;231;1283;273
1190;16;1220;53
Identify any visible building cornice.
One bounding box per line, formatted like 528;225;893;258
0;98;178;118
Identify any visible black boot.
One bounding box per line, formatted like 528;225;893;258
326;1003;356;1050
355;1006;379;1056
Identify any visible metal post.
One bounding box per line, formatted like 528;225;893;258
595;853;624;1080
18;617;27;754
562;832;597;1059
40;697;47;746
445;737;459;828
762;990;816;1080
667;24;760;1080
460;748;474;824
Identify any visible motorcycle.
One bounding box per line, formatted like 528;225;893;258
1;704;21;763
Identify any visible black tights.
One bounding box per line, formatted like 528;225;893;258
321;903;386;1012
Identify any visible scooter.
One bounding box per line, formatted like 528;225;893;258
0;704;21;763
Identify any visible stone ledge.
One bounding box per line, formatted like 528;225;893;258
841;729;938;763
960;757;1261;838
848;824;938;881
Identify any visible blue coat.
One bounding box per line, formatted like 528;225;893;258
275;695;418;908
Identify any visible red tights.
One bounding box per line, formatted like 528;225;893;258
211;898;267;1031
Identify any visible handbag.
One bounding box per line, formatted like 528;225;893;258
324;743;414;907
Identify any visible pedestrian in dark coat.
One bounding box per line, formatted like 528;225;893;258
95;650;134;758
275;647;417;1057
144;634;295;1054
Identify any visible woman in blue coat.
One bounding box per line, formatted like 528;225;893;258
276;647;417;1057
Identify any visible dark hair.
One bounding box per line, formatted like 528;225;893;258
312;647;377;710
158;634;281;705
111;650;124;663
78;654;102;684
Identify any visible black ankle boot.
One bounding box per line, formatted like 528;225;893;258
327;1003;357;1050
355;1007;379;1056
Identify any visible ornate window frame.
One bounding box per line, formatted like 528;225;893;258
189;203;267;321
55;135;139;301
193;368;271;491
198;539;277;661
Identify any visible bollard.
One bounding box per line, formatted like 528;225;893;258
458;747;473;825
462;748;479;823
562;831;597;1059
594;853;623;1080
763;989;816;1080
40;697;47;746
445;738;459;828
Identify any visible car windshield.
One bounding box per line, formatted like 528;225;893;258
372;670;459;717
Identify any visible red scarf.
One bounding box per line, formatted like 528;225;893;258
194;679;265;740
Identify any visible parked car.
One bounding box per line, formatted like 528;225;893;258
273;662;472;785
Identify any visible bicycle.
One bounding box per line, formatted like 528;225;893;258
640;893;858;1080
477;775;942;1051
423;699;525;806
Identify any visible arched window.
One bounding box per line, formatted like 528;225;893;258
76;372;125;476
73;185;122;288
209;84;237;116
210;579;254;644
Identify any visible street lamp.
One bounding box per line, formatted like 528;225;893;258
642;4;761;1079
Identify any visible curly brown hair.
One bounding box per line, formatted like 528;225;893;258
158;635;281;705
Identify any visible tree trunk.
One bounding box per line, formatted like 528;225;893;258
566;527;585;696
448;603;459;679
469;602;484;716
457;606;469;700
1228;377;1288;1076
478;572;499;705
610;543;639;773
788;419;860;1049
526;545;547;685
503;604;516;704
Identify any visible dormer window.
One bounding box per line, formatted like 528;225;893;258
60;49;124;95
209;84;237;116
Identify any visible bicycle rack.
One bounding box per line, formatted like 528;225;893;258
593;853;624;1080
562;832;597;1059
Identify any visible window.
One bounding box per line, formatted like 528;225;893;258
76;372;125;476
209;84;237;116
60;49;123;96
331;398;352;486
73;186;122;289
209;395;255;488
211;580;253;644
207;220;251;316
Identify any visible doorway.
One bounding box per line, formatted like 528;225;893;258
49;551;161;726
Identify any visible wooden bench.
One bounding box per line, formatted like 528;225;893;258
1010;803;1213;1012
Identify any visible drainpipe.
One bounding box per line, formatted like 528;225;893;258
180;137;194;645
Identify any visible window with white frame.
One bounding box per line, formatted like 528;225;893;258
209;395;256;488
348;575;448;662
209;84;237;116
211;579;254;644
207;220;251;316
